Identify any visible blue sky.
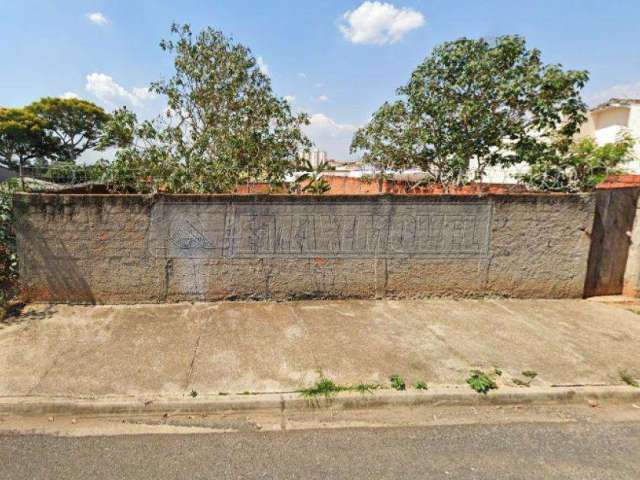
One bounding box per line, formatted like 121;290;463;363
2;0;640;160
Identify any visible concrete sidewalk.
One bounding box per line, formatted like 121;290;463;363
1;299;639;401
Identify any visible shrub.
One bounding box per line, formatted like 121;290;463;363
389;374;406;391
466;369;498;395
519;134;635;192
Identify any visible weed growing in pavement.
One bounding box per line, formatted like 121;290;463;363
190;390;198;398
414;380;429;390
351;382;381;395
389;374;406;391
300;375;347;404
522;370;538;379
619;369;639;388
466;369;498;394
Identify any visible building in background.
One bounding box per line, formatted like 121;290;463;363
477;98;640;183
301;148;328;168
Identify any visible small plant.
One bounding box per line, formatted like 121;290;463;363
522;370;538;379
351;382;381;395
512;378;530;387
414;380;429;391
466;369;498;395
190;390;198;398
493;367;503;376
619;369;639;388
300;375;346;403
218;392;228;396
389;374;406;391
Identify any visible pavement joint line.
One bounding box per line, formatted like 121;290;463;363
1;386;639;417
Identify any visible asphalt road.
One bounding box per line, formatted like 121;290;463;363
2;420;640;479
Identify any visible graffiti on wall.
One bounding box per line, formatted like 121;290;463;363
148;201;492;259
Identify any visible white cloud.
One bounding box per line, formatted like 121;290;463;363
588;81;640;106
86;12;108;25
257;57;269;76
313;95;329;102
85;73;153;107
60;92;79;99
304;113;359;160
284;95;296;104
132;86;157;101
339;1;425;45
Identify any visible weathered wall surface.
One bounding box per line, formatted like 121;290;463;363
15;193;595;303
584;187;639;297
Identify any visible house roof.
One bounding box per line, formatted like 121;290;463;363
591;98;640;113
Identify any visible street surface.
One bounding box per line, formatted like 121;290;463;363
1;404;639;479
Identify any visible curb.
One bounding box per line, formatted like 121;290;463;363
1;386;639;416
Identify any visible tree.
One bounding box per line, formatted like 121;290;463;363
519;134;635;192
351;35;589;184
0;108;55;181
27;97;111;162
350;101;417;191
114;23;310;193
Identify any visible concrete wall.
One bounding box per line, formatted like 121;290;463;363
15;193;595;303
584;187;639;297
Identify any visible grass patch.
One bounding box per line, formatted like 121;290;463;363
389;374;406;391
619;369;639;388
350;382;381;395
466;369;498;395
300;375;347;404
414;380;428;391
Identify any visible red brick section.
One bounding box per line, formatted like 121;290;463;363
234;177;529;195
597;175;640;190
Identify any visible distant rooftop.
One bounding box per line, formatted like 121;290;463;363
591;98;640;112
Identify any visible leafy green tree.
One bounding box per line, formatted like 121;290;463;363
352;35;589;183
104;23;310;194
27;97;111;162
0;108;55;180
519;134;635;192
350;101;417;191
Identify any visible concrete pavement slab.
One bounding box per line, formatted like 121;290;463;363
1;299;639;399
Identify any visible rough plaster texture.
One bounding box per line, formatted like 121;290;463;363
15;194;595;303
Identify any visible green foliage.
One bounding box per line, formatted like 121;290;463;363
466;369;498;395
0;181;17;286
414;380;429;390
351;35;589;185
0;99;110;177
389;374;406;391
519;134;635;192
102;24;311;194
294;159;335;195
27;97;111;162
619;369;639;388
0;181;18;316
0;108;53;173
522;370;538;379
300;375;347;403
350;382;381;395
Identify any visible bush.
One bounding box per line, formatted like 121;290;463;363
519;134;635;192
0;181;17;315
